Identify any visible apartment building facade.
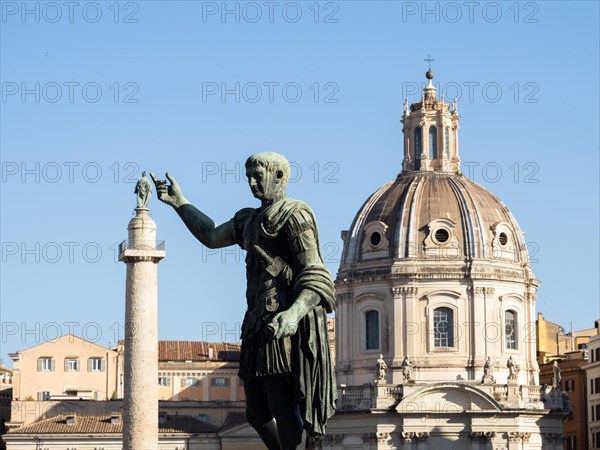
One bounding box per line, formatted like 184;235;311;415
585;335;600;449
9;334;119;402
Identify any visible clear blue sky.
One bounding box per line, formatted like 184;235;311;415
1;1;599;365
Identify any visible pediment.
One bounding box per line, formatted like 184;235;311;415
397;383;501;413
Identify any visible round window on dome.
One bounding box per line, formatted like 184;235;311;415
370;231;382;247
499;232;508;246
434;228;450;244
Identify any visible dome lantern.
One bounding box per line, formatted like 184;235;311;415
401;67;460;174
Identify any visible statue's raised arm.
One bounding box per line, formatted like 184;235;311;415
150;172;235;248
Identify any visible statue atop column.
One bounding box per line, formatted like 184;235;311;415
135;171;153;209
151;152;336;449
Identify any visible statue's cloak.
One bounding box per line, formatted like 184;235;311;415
232;198;336;437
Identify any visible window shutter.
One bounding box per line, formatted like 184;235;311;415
166;377;171;387
37;392;43;400
100;359;106;372
88;358;93;372
38;359;43;372
181;378;186;387
50;359;55;371
64;359;69;372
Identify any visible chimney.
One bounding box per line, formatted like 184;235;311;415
65;414;76;425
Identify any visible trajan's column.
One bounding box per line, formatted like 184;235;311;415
119;173;164;450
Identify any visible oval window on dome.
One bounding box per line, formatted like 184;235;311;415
370;232;382;247
499;232;508;246
434;228;450;244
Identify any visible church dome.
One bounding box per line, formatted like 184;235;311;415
334;69;539;387
340;171;530;271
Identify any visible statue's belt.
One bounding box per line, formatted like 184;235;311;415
242;288;291;338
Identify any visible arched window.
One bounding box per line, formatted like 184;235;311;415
365;310;379;350
414;127;422;169
429;126;438;159
445;127;450;155
433;307;454;347
505;310;518;350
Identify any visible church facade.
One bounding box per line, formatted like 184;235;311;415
326;69;569;449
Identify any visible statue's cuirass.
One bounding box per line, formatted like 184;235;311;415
239;210;295;379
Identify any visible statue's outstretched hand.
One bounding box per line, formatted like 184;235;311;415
150;172;188;208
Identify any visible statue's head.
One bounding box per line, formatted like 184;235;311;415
245;152;291;202
142;171;147;177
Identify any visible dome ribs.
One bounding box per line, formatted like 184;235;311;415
340;172;533;272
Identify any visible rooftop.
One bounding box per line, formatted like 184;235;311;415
116;340;242;362
8;413;219;435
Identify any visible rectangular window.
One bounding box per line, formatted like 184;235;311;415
596;405;600;422
88;357;104;372
433;307;454;348
181;377;200;387
566;379;574;391
566;435;576;450
592;378;595;395
37;391;50;400
596;378;600;395
365;310;379;351
504;310;518;350
37;357;54;372
211;377;230;387
158;376;171;387
64;358;79;372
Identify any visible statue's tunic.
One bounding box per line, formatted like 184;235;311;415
230;198;336;437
